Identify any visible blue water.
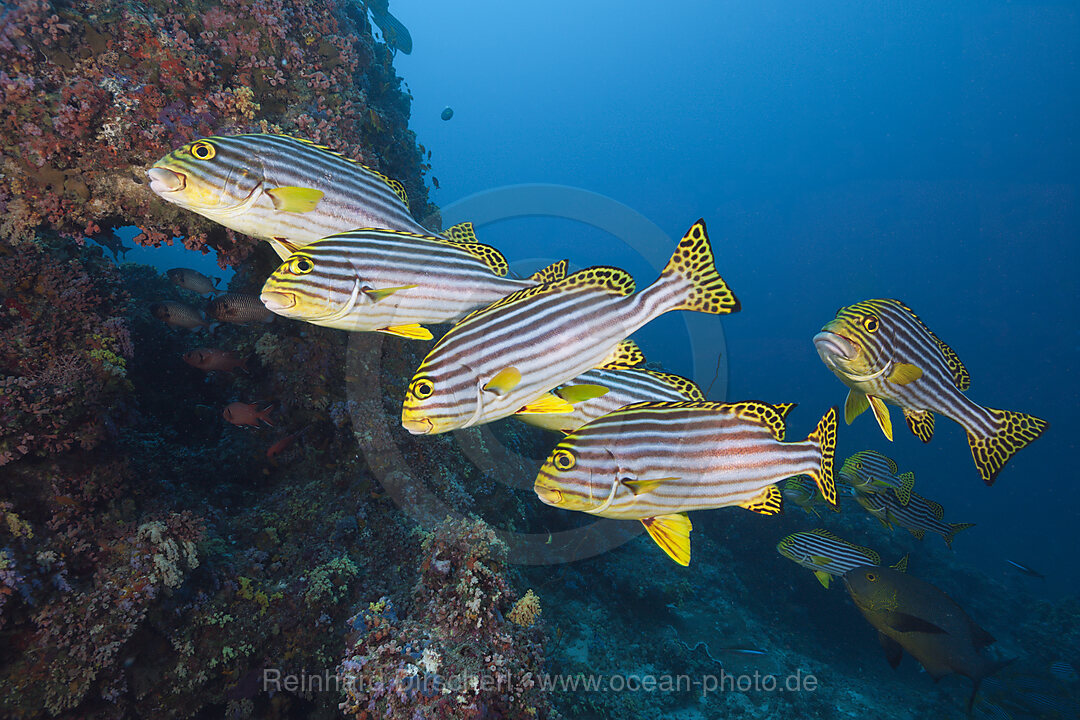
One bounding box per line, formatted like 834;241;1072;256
387;0;1078;595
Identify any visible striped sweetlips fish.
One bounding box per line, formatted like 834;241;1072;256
532;400;838;565
401;219;740;435
813;298;1047;485
854;488;975;548
776;529;908;589
838;450;915;505
147;134;473;259
259;228;567;340
781;475;829;517
516;346;706;433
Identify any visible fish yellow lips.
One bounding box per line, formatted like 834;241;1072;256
402;416;433;435
813;331;857;362
147;166;186;194
260;291;296;311
534;484;562;505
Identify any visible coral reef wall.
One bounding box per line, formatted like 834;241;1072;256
0;0;437;263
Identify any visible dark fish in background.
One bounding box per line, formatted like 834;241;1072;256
93;227;131;261
183;348;248;373
441;106;454;121
814;298;1048;485
167;268;221;295
207;293;275;324
366;0;412;54
843;565;1013;712
1049;660;1078;683
1004;559;1045;580
223;402;274;427
266;425;311;464
151;301;210;331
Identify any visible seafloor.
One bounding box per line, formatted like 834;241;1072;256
0;2;1076;719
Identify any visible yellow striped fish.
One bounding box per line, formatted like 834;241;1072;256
813;299;1047;485
777;529;908;589
259;229;566;340
401;220;740;435
532;401;838;565
516;350;705;433
780;475;828;517
147;134;470;259
838;450;915;505
854;489;975;548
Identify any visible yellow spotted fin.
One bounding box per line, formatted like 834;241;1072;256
517;392;575;415
805;407;839;508
641;513;692;566
894;471;915;505
643;370;704;401
903;408;935;443
868;395;894;441
660;220;741;314
431;234;509;276
266;186;325;212
380;324;433;340
966;408;1048;486
599;339;645;370
529;259;568;284
442;221;477;243
738;484;783;515
891;554;909;573
945;523;975;549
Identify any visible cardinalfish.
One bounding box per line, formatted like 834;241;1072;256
167;268;220;296
533;400;838;565
854;488;974;548
259;228;567;340
402;220;740;435
183;348;248;373
147;134;472;259
516;345;706;433
838;450;915;505
151;301;209;331
207;293;274;324
223;402;274;427
814;299;1047;485
776;529;907;589
780;475;829;517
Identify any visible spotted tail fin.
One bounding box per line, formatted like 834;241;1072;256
658;219;740;315
805;407;838;508
967;408;1048;485
945;522;976;549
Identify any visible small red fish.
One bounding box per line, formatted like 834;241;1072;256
266;425;311;464
183;348;248;373
223;402;274;427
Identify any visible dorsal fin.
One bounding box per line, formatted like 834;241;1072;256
428;235;508;276
721;401;791;442
286;135;410;209
808;529;880;563
529;259;568;284
599;339;645;370
924;497;945;520
642;370;704;401
889;299;970;390
457;264;633;324
442;221;477;243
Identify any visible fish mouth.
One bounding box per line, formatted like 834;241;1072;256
260;291;296;311
402;415;433;435
813;331;858;362
147;166;186;194
534;484;562;506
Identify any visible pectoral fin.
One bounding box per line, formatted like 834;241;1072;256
884;611;946;635
267;186;325;212
484;367;522;395
879;632;903;669
891;554;909;573
379;324;433;340
845;390;870;425
517;392;574;415
814;571;832;589
888;363;923;385
810;556;833;566
555;384;609;404
364;284;418;302
641;513;692;566
868;395;894;441
622;478;674;495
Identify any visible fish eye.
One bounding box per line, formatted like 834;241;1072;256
289;256;314;274
854;461;862;470
552;449;576;471
866;572;877;582
863;315;879;333
190;141;216;160
410;378;434;400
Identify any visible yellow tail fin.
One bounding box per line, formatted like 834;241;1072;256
806;407;838;508
967;408;1048;485
661;219;740;315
